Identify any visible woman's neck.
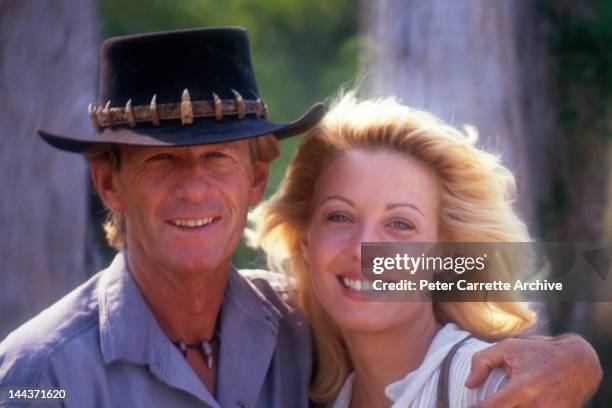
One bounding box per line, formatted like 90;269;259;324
342;305;440;408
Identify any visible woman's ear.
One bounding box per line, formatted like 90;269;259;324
90;160;126;212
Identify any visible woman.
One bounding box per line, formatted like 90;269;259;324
248;94;536;407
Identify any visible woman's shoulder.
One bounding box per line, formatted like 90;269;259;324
447;336;507;406
327;372;355;408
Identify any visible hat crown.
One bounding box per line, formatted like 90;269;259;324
38;26;324;153
99;27;260;106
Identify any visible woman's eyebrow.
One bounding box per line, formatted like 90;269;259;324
319;195;354;207
386;202;425;217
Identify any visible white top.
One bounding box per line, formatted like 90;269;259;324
331;323;506;408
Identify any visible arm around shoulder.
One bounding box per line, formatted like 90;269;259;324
466;334;602;408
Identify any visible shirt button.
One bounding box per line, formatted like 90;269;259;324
236;401;247;408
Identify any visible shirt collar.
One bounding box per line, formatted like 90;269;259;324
223;265;283;329
97;252;284;407
98;252;222;406
98;251;169;367
215;267;283;408
98;252;283;362
384;323;471;403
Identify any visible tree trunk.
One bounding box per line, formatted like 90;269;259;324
364;0;566;233
0;0;99;339
364;7;612;404
363;0;561;333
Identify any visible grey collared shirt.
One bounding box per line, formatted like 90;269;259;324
0;253;311;407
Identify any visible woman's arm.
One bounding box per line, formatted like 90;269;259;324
465;334;602;408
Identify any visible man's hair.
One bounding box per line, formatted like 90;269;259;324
247;93;537;402
85;135;280;250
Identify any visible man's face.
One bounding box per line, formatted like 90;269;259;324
92;140;269;277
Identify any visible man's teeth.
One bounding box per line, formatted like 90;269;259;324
171;218;214;228
341;277;373;292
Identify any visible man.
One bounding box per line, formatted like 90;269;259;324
0;27;602;407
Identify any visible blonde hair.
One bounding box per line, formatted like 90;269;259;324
247;94;537;402
85;134;281;250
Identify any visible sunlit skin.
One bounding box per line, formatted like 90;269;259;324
302;148;442;408
90;139;269;393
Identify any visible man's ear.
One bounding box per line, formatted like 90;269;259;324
248;160;270;207
90;160;126;212
300;234;310;265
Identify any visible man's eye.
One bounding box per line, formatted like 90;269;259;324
205;151;226;158
148;153;170;161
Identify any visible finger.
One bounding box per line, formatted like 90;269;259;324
471;381;532;408
465;346;508;388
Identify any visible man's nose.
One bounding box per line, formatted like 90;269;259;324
174;164;211;202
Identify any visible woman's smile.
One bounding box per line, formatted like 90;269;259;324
303;148;440;333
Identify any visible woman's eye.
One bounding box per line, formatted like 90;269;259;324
327;213;351;223
389;220;414;230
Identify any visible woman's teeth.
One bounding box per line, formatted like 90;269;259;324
340;276;373;292
171;218;214;228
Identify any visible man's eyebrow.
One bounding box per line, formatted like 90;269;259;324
215;141;245;151
213;144;237;151
129;146;169;155
319;195;355;207
386;202;425;217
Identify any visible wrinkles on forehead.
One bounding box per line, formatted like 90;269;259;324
119;140;251;162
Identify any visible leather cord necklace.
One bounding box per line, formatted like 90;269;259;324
171;332;219;369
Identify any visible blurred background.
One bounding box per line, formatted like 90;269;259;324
0;0;610;405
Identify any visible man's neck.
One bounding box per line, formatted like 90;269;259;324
126;250;231;344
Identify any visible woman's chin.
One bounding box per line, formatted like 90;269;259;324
330;306;414;335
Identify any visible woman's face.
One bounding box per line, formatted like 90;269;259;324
303;148;440;333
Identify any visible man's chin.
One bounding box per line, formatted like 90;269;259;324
163;251;230;275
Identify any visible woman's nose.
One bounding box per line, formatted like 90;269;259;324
350;224;380;261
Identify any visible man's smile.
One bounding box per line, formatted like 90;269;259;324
168;217;220;229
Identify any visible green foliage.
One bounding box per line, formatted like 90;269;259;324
101;0;361;267
536;0;612;239
538;4;612;405
540;0;612;131
102;0;359;120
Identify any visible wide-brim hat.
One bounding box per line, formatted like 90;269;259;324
38;27;325;153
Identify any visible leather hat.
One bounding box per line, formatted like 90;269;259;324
38;27;325;152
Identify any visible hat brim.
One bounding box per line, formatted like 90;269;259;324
38;102;325;153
